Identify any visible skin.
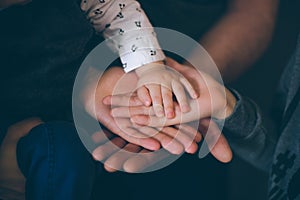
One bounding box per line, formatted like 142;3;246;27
135;61;198;118
99;0;279;170
103;60;235;171
0;118;43;199
108;58;237;126
189;0;279;81
0;66;201;196
81;66;201;154
82;65;233;171
100;0;279;171
0;0;278;181
0;0;31;8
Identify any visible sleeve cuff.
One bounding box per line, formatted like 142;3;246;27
118;32;166;72
214;88;260;139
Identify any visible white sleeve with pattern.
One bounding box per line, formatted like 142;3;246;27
81;0;165;72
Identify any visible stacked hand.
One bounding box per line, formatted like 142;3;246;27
135;61;198;118
81;58;234;173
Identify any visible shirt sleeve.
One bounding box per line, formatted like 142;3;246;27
214;89;278;172
81;0;165;72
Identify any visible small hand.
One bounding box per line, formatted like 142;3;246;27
121;58;236;127
135;62;198;118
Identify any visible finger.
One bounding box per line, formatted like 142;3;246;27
115;129;160;151
165;57;185;73
111;106;155;118
136;126;184;155
111;125;160;151
131;115;166;127
180;77;198;99
210;134;232;163
152;130;184;155
198;119;232;163
137;86;152;106
92;137;127;161
172;80;190;113
104;143;142;172
99;112;160;151
175;124;202;143
103;95;143;107
114;118;150;140
91;130;113;144
123;149;170;173
161;127;198;154
147;84;164;117
161;86;174;119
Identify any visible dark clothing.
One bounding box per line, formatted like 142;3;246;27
0;0;95;126
16;122;100;200
222;34;300;199
0;0;228;199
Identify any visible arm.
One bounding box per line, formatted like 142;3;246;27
214;90;277;172
188;0;279;81
0;0;30;8
81;0;198;116
172;62;278;171
80;0;165;72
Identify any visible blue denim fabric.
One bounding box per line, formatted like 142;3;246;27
16;121;100;200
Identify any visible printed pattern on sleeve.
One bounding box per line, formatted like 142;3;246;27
81;0;165;72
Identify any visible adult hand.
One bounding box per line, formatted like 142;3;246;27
92;123;202;173
92;118;232;173
102;58;233;164
80;67;161;151
106;58;236;127
81;66;200;153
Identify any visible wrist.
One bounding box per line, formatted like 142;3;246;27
223;88;237;119
135;61;165;77
214;88;237;120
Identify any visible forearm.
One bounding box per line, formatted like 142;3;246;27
81;0;165;72
0;0;30;8
189;0;278;81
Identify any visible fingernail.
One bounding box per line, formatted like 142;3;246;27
154;105;164;117
102;97;110;105
144;100;151;106
157;109;164;117
167;111;174;119
192;93;198;99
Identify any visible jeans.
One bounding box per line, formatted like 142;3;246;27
16;121;101;200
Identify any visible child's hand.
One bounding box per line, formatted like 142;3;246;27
135;62;198;119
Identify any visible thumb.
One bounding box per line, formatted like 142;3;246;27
165;57;185;73
198;119;232;163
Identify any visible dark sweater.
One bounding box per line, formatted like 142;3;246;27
222;34;300;200
0;0;95;125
